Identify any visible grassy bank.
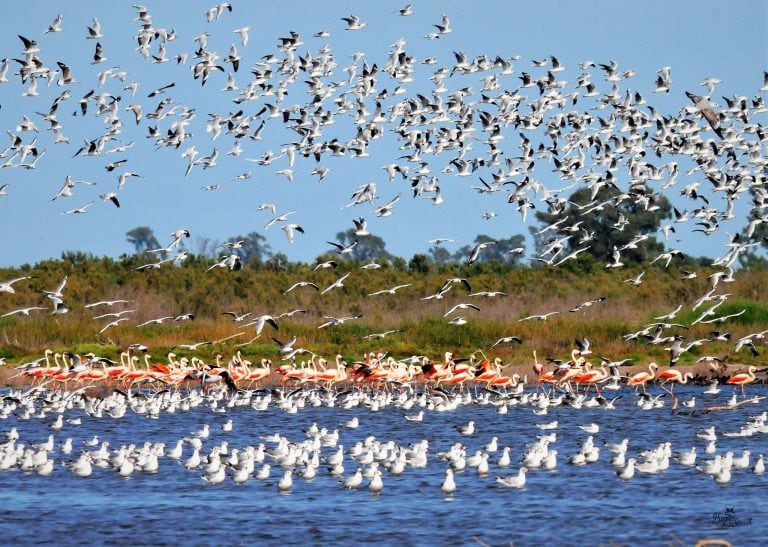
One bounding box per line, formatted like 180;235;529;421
1;256;766;365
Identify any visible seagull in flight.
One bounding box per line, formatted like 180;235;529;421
448;316;468;326
352;218;369;237
42;276;68;300
313;260;337;272
654;304;683;321
2;306;47;317
569;296;606;313
318;314;363;329
320;272;351;295
469;291;508;297
368;283;412;296
433;13;452;34
443;303;480;316
264;211;296;229
420;285;452;301
490;336;523;348
624;272;645;286
172;340;214;351
341;15;367;30
92;309;136;320
221;240;245;250
283;281;319;294
61;202;94;214
49;297;69;315
440;277;472;293
327;239;358;255
99;192;120;208
233;27;251;47
574;337;592;355
362;329;401;340
245;314;279;336
282;223;304;243
45;13;63;34
700;309;746;324
170;229;191;241
650;249;684;268
98;318;130;334
256;203;277;215
276;309;306;319
220;311;252;322
375;194;401;217
685;91;724;138
518;311;560;321
272;335;298;354
428;238;456;246
206;254;241;271
0;276;35;294
467;241;497;265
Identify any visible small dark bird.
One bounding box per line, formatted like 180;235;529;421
685;91;723;138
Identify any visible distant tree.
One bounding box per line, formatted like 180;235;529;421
428;246;452;266
331;229;393;261
126;226;160;253
738;251;768;270
391;256;408;272
264;252;289;271
194;236;218;258
453;234;526;264
227;232;271;266
61;250;94;266
408;253;431;274
531;184;672;264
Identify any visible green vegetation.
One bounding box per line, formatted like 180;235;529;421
1;253;766;366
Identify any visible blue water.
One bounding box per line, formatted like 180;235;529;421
1;385;766;546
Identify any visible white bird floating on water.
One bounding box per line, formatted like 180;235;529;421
496;467;527;488
441;468;456;495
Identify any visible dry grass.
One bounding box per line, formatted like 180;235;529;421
1;259;766;366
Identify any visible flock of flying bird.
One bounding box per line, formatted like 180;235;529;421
0;4;767;374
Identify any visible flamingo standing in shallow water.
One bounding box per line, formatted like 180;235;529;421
575;364;609;394
247;359;272;388
474;357;502;383
657;369;694;395
627;363;659;393
726;366;758;396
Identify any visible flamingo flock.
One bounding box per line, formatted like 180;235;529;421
11;344;764;401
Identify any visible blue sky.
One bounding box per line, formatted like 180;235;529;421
0;1;765;267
